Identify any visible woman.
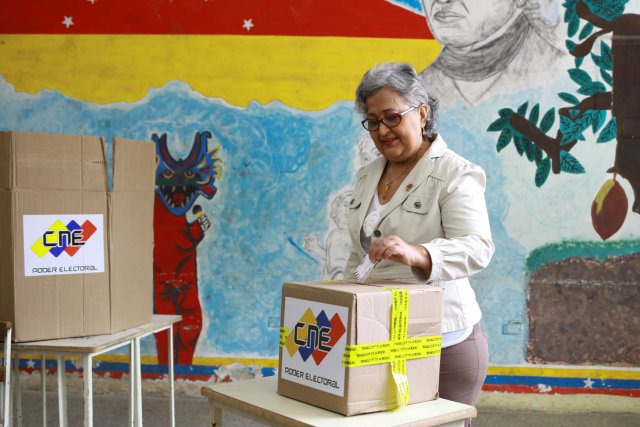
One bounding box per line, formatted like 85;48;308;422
345;62;495;421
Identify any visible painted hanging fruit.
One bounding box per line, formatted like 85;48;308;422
591;177;628;240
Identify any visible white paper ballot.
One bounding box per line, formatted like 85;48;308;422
354;256;377;283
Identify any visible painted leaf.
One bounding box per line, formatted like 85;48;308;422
558;92;580;105
600;41;613;67
592;47;612;71
575;56;585;68
564;5;576;23
517;102;529;117
498;108;514;119
540;108;556;133
560;150;585;174
591;178;628;240
529;104;540;126
567;15;580;37
534;145;543;165
568;68;593;87
563;0;578;23
576;112;594;130
524;139;537;162
590;110;606;133
487;117;507;132
535;157;551;187
514;133;525;155
577;81;606;96
560;115;584;145
600;69;613;86
597;117;617;143
584;0;626;21
496;128;512;152
576;111;601;137
579;22;594;40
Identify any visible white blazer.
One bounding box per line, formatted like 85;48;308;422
344;135;495;333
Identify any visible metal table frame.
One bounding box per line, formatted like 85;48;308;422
11;314;181;427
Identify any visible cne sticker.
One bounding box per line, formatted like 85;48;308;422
23;214;105;277
280;297;348;396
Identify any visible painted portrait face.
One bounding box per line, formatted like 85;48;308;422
422;0;521;49
364;87;427;164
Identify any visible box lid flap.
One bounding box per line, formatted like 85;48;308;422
9;132;83;190
112;138;155;192
0;131;108;191
81;136;108;191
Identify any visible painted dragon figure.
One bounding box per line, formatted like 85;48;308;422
152;131;222;365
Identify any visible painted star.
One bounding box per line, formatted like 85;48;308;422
26;359;36;369
537;384;552;393
62;16;74;28
583;378;594;388
242;19;254;31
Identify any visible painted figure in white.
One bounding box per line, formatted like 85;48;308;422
304;133;381;279
420;0;567;108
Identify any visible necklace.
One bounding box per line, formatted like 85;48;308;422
381;151;421;201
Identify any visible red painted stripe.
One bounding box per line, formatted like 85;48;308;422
0;0;433;39
483;384;640;397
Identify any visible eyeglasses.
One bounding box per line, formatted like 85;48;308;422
361;106;417;132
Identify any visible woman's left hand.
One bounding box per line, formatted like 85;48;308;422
368;235;432;271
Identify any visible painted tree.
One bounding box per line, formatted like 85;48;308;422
487;0;639;240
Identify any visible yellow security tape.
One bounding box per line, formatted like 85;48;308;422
342;335;441;366
341;289;441;409
391;289;410;408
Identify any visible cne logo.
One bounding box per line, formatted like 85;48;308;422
31;219;97;258
284;308;346;365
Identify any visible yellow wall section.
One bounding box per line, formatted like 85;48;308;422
0;34;441;110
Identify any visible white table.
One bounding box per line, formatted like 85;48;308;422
11;314;181;427
201;376;476;427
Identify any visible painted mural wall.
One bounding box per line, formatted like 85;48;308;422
1;0;639;393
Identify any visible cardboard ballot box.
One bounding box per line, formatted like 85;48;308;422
0;131;154;342
278;280;443;416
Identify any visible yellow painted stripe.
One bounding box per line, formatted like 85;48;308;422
488;366;640;380
0;34;440;110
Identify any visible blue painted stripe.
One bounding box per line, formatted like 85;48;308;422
485;375;640;390
17;358;637;391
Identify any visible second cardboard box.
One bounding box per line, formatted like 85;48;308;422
278;280;443;416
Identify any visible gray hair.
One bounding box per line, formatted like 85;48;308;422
355;62;439;141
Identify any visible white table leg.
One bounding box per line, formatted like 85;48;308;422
168;324;175;427
133;337;142;427
2;351;11;427
129;340;135;427
83;355;93;427
12;355;20;427
41;355;46;427
57;356;67;427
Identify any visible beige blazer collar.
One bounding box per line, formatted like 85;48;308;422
356;135;448;229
